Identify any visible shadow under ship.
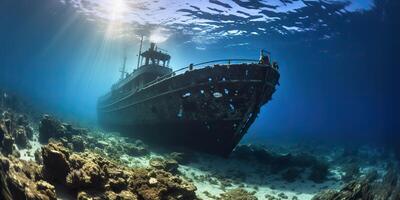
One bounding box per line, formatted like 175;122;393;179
97;42;280;156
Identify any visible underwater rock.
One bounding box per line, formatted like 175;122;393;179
364;169;379;182
16;114;29;126
341;163;360;183
124;143;148;157
39;115;87;144
169;152;194;165
0;158;12;200
281;167;302;182
117;190;139;200
134;169;197;200
34;148;43;164
277;192;289;199
313;168;400;200
41;142;197;199
77;191;97;200
311;189;338;200
3;118;12;134
2;134;14;156
65;123;88;136
232;144;329;183
0;123;14;155
66;163;105;189
105;145;123;158
11;148;20;158
149;157;179;173
232;144;272;161
148;177;158;185
35;180;57;199
217;188;257;200
371;167;399;199
0;156;57;200
65;153;107;190
382;167;398;187
0;122;6;142
1;113;32;153
308;161;329;183
312;180;372;200
25;125;34;140
42;142;71;183
108;176;127;192
95;140;109;148
104;190;139;200
39;115;67;143
71;135;85;152
149;158;164;169
14;125;29;148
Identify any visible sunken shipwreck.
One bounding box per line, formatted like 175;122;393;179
97;41;280;156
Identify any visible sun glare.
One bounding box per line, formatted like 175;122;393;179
149;28;170;43
105;0;129;39
109;0;127;21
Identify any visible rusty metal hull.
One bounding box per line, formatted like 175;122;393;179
97;63;280;156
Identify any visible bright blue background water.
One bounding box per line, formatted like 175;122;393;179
0;0;398;144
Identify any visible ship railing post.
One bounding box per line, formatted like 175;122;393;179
137;35;144;69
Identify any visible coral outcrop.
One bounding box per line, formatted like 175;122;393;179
0;155;57;200
149;157;179;173
1;140;198;200
1;111;34;156
39;115;67;143
0;122;14;155
39;115;87;144
312;166;400;200
168;152;195;165
40;142;197;199
217;188;257;200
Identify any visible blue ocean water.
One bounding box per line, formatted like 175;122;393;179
1;0;398;143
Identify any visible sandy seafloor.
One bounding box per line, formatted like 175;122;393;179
14;126;397;200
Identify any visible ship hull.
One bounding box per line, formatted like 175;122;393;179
98;63;279;156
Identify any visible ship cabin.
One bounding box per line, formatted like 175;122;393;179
110;43;173;98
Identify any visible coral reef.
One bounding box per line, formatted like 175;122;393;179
71;135;85;152
1;111;34;156
149;157;179;173
39;115;73;143
341;163;360;183
0;95;198;200
217;188;257;200
168;152;196;165
313;166;400;200
1;141;198;200
0;122;14;155
2;91;400;200
44;142;197;199
0;156;57;200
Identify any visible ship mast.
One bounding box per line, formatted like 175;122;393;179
120;47;128;80
136;35;144;69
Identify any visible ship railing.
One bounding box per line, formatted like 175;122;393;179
142;59;259;88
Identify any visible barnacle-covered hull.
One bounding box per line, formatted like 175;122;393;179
98;64;279;156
